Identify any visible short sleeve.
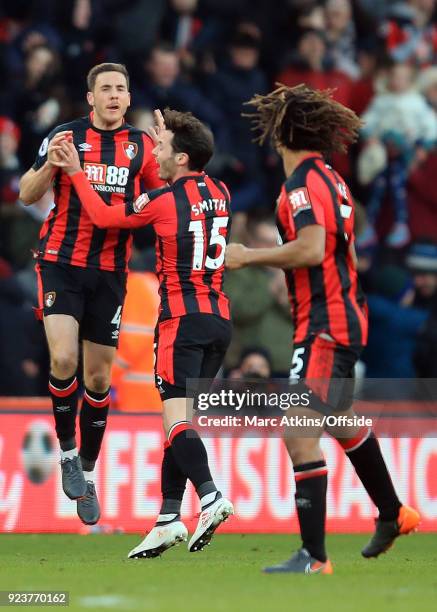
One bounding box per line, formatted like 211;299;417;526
286;184;326;232
32;135;51;170
32;126;65;171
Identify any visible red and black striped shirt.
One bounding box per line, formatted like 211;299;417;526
33;115;163;271
70;171;231;321
276;154;368;347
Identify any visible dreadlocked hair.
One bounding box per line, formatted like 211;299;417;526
244;83;363;155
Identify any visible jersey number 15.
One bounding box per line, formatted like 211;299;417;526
189;217;229;271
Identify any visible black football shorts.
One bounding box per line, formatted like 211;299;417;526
290;334;363;413
154;313;232;400
36;260;127;347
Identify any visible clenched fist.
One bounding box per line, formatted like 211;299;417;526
225;243;249;270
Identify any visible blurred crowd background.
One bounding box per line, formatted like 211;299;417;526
0;0;437;402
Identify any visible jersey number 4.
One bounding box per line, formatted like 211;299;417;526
189;217;229;271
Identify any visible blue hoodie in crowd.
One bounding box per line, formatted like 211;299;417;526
361;266;427;378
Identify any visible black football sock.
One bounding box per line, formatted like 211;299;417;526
294;460;328;563
79;388;110;472
168;422;218;506
48;374;79;451
340;428;401;521
157;442;187;525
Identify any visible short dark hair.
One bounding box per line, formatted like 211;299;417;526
164;109;214;171
151;41;176;56
230;31;260;51
246;210;276;234
87;63;129;91
239;346;272;369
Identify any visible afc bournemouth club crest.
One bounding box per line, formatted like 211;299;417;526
44;291;56;308
123;141;138;160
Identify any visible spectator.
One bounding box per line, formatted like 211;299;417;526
380;0;437;67
408;152;437;240
0;269;49;396
238;346;273;379
282;0;326;43
0;116;23;267
406;240;437;376
357;61;437;249
104;0;166;70
205;29;269;213
15;44;68;169
4;16;62;84
224;215;293;376
361;265;427;377
53;0;104;105
277;28;353;107
406;239;437;309
407;69;437;239
325;0;359;79
160;0;201;61
348;38;382;117
0;117;21;207
131;42;229;151
0;114;52;272
277;25;356;177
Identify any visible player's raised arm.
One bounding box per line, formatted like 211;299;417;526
19;131;72;204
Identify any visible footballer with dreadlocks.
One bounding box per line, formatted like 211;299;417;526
226;84;420;574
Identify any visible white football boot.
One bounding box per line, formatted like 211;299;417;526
188;495;234;552
128;518;188;559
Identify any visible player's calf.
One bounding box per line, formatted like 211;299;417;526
128;440;188;558
166;420;235;551
49;374;84;500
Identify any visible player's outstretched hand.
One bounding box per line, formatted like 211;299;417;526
147;109;166;144
225;243;249;270
49;140;82;176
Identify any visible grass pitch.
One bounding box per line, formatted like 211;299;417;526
0;533;435;611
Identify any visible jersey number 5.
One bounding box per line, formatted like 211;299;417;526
189;217;229;271
289;347;305;380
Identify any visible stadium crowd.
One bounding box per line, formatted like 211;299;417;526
0;0;437;396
